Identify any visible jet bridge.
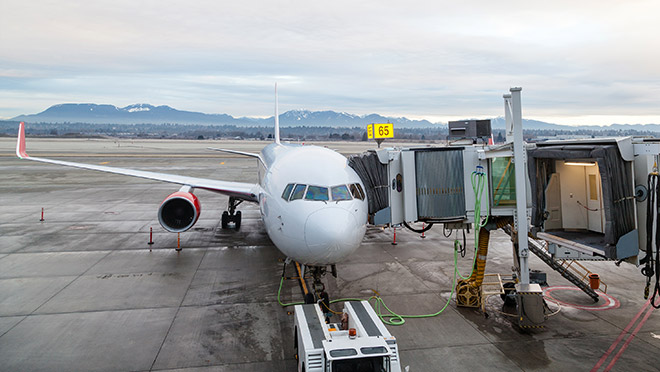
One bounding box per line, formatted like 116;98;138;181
349;87;660;326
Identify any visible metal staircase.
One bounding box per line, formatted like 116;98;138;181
527;237;600;302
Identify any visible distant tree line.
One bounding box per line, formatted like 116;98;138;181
0;121;451;141
1;121;659;142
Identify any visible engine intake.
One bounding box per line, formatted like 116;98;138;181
158;191;201;232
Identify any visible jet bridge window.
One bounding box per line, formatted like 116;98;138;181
349;183;365;200
305;186;329;201
331;185;352;201
281;183;294;200
290;184;307;200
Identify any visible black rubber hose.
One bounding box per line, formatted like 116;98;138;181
402;221;434;233
652;174;660;308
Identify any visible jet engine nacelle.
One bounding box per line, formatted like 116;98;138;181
158;191;201;232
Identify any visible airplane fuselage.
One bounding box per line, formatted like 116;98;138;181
257;143;368;265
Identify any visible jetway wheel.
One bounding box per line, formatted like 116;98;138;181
501;282;516;306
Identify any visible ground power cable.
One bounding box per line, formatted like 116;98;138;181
277;241;477;326
643;169;660;308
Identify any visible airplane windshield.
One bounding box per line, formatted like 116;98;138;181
349;183;365;200
290;184;307;200
305;186;329;201
282;183;294;200
331;185;352;201
285;183;364;202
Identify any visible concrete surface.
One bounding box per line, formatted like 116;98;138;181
0;137;659;371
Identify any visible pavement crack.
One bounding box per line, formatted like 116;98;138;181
149;247;208;371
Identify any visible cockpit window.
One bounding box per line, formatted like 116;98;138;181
290;184;307;200
356;184;365;199
331;185;352;201
349;183;365;200
282;183;294;200
305;186;329;201
285;183;363;202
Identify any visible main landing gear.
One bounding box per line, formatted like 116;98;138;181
221;197;242;229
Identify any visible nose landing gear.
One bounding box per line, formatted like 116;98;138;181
221;197;243;229
282;261;338;322
309;265;339;322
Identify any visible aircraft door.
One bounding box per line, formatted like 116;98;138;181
586;165;604;233
544;173;562;231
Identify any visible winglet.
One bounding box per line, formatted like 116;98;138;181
274;83;281;144
16;122;28;159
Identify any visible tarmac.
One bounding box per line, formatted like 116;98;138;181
0;137;659;372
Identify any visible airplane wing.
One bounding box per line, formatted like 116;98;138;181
16;122;260;202
207;147;266;166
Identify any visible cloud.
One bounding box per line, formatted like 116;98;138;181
1;0;659;125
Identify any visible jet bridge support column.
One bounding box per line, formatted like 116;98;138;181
505;87;531;286
506;87;544;327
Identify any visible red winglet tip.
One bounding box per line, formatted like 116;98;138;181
17;122;28;158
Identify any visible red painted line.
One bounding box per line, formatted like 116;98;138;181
603;305;655;372
544;286;619;311
591;299;651;372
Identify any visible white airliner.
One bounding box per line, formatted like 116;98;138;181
15;94;368;271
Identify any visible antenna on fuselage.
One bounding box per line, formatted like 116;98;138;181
274;83;281;144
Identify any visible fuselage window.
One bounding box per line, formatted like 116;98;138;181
331;185;352;201
282;183;294;201
305;186;329;201
290;184;307;200
349;183;365;200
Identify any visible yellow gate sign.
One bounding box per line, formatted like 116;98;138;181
367;123;394;139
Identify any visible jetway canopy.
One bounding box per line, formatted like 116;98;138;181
527;144;636;252
348;151;388;215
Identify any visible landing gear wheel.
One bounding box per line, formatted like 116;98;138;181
223;197;244;230
234;210;242;230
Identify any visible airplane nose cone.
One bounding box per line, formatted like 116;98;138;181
304;207;362;263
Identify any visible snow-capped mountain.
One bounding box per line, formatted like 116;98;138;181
14;103;658;130
124;104;153;113
12;103;240;125
12;104;436;128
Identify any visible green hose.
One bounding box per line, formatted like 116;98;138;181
277;276;304;307
455;239;476;281
471;165;490;240
367;243;464;325
455;167;490;281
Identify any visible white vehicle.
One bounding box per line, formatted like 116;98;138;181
294;301;401;372
15;87;368;278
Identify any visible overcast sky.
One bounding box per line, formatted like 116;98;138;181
1;0;659;125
